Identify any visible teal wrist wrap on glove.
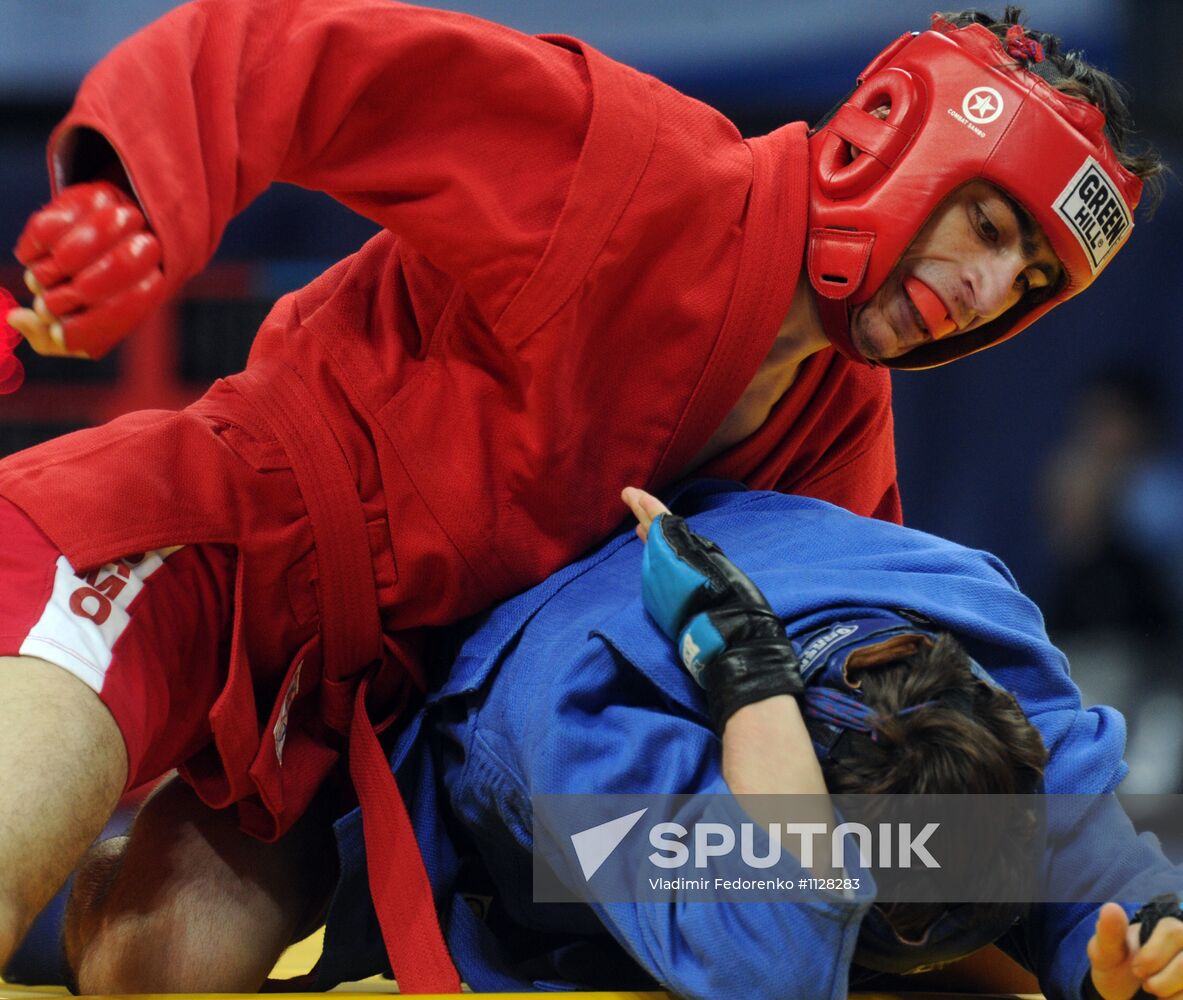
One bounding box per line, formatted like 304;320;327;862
641;513;804;731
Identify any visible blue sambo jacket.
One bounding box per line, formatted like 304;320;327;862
317;482;1179;999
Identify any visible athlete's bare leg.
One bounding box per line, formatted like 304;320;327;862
65;775;334;993
0;656;127;964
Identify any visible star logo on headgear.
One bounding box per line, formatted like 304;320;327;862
962;86;1004;125
969;93;995;116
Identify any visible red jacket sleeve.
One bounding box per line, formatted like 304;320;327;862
51;0;592;329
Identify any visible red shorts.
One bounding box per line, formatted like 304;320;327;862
0;496;243;790
0;377;414;842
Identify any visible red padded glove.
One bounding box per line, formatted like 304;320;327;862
0;287;25;394
14;181;165;358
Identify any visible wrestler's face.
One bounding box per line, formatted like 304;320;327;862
850;181;1062;362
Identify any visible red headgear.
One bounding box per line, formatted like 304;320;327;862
807;16;1143;369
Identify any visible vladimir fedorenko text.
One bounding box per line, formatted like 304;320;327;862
647;877;860;892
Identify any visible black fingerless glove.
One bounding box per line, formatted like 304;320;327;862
641;513;803;731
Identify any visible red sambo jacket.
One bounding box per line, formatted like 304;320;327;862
0;0;898;989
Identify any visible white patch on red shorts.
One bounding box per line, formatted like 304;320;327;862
19;550;177;692
273;658;304;765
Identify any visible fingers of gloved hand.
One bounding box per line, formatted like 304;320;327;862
1090;905;1131;972
7;306;46;343
47;198;150;277
15;190;90;262
1135;918;1183;995
41;232;162;317
24;253;65;289
621;486;670;543
7;307;68;356
26;295;80;356
14;182;134;265
23;197;151;300
1142;953;1183;999
57;268;165;358
1087;903;1140;1000
32;293;56;325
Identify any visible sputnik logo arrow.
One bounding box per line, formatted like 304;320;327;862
570;807;649;881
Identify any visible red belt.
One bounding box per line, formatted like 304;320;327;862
234;359;460;994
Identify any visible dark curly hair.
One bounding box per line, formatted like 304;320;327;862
821;632;1047;797
820;631;1048;942
943;6;1167;214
